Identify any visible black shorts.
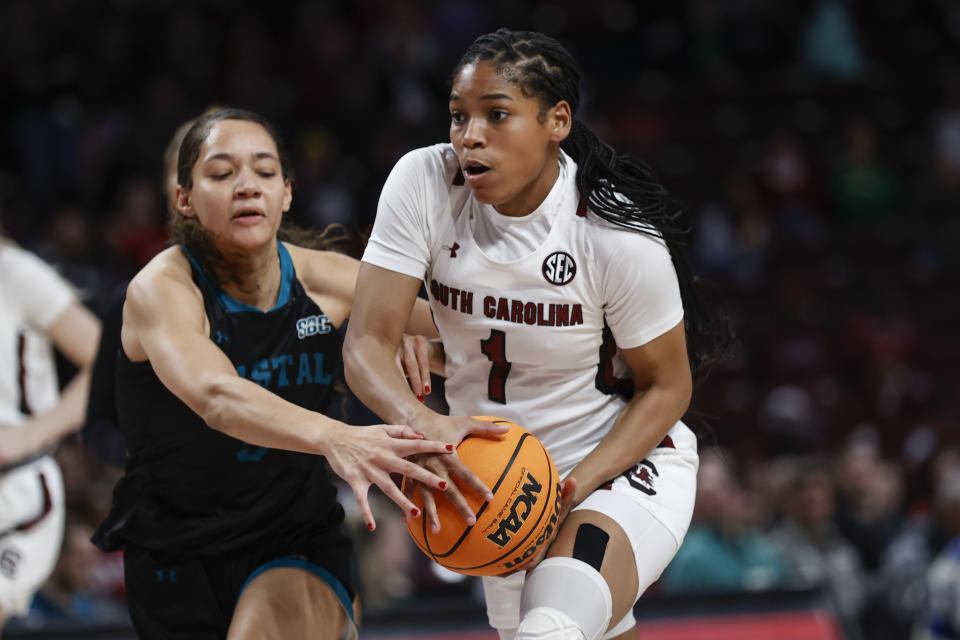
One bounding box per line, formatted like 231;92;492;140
123;535;356;640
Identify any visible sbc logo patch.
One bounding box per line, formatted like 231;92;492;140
542;251;576;285
296;314;332;339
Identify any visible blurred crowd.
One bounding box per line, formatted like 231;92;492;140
2;0;960;638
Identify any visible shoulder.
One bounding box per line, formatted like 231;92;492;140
125;246;201;312
392;143;459;178
384;143;461;196
285;243;358;299
0;243;61;279
0;243;77;324
578;209;671;262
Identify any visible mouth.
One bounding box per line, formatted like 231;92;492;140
463;160;492;182
231;208;265;220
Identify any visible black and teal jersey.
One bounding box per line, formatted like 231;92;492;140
94;243;347;556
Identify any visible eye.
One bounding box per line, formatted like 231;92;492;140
490;110;509;122
211;172;231;180
257;171;276;178
450;110;465;124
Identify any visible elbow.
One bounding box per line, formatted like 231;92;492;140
342;334;361;389
196;376;234;432
342;329;378;391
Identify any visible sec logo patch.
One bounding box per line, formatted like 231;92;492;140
542;251;576;285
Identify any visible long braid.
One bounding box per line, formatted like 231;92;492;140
455;29;728;378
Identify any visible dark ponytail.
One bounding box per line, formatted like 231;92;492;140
455;29;729;379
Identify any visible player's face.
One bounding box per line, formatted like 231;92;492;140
177;119;291;252
449;61;569;217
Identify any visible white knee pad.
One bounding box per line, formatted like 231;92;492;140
516;607;585;639
516;557;612;640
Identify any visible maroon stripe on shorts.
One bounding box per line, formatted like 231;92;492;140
17;333;31;416
15;473;53;533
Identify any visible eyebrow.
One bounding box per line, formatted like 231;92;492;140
449;93;514;102
203;152;278;163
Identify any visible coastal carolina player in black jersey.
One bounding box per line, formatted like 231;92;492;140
345;31;725;640
92;109;501;640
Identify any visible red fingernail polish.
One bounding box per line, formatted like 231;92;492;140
424;385;431;394
367;523;374;531
446;444;454;452
439;481;447;490
411;507;420;517
418;394;424;402
414;431;425;437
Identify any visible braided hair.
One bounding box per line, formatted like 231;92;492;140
453;29;728;378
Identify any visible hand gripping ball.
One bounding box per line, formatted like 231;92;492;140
402;417;562;576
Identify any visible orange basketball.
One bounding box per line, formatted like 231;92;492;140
402;416;562;576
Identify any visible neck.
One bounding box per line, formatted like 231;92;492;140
495;152;561;218
213;240;282;311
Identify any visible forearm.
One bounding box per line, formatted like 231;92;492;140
199;375;341;455
20;368;92;450
566;383;689;505
344;331;436;425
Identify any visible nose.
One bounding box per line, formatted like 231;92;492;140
234;167;262;198
461;118;485;149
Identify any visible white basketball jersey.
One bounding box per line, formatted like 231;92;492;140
364;144;687;475
0;244;75;429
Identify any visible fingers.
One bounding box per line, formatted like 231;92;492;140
419;455;480;527
401;336;425;401
350;481;377;532
419;485;442;533
388;456;449;492
389;437;455;458
449;456;495;502
369;467;422;524
466;418;512;438
413;336;432;397
440;481;478;525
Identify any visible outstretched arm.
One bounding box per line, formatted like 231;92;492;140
123;257;451;529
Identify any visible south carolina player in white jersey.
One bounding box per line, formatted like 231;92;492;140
345;29;725;640
0;239;100;634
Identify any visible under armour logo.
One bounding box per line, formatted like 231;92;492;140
156;569;177;583
442;242;460;258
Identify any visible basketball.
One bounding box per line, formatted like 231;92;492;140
402;416;562;576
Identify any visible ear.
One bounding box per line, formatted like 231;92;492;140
282;180;293;213
548;100;572;143
176;186;195;218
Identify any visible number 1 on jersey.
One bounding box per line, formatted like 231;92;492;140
480;329;511;404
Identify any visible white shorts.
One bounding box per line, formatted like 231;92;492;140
0;456;65;617
481;422;698;636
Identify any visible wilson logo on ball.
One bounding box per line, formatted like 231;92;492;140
542;251;576;285
486;472;543;547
